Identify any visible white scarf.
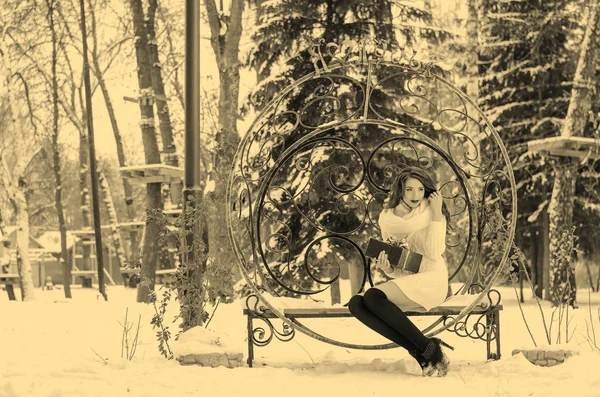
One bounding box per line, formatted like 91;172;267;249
379;200;432;239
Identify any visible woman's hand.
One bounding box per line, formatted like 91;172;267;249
428;191;443;216
373;250;392;272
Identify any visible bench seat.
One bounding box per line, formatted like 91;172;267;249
243;295;502;367
280;305;502;317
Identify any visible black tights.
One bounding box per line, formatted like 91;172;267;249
347;288;429;353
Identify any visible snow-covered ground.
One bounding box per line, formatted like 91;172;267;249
2;284;600;397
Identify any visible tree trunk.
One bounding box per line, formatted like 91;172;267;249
89;0;139;262
78;89;93;273
548;159;578;306
548;1;600;306
348;258;363;295
0;210;16;301
533;217;546;299
0;155;36;300
98;170;127;269
330;278;341;305
79;0;108;300
128;0;163;303
14;191;35;301
147;0;180;170
204;0;243;301
157;5;185;110
466;0;479;99
48;0;72;298
157;3;211;191
595;251;600;292
541;208;550;300
53;137;73;298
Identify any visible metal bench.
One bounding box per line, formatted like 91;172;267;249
243;291;502;367
227;40;517;368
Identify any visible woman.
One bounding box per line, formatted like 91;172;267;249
348;166;453;377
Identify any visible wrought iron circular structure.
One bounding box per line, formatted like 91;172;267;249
227;41;517;349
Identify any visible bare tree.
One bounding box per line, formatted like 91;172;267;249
46;0;73;298
78;0;109;300
0;150;38;302
148;0;181;205
128;0;163;303
0;21;38;301
88;0;140;262
204;0;243;294
0;208;16;300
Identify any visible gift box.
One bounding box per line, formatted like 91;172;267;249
365;238;422;273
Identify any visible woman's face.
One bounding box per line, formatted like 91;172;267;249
401;177;425;209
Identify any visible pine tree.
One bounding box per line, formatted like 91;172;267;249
479;0;600;302
236;1;452;303
247;0;450;108
478;0;577;298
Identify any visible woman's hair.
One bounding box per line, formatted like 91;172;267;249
384;166;450;222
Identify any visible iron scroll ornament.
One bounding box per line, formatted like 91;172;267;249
227;41;517;348
252;127;479;296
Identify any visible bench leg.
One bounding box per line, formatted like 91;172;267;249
247;312;254;368
485;310;501;360
485;313;491;360
495;310;501;359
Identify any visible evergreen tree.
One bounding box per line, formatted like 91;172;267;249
234;1;453;303
246;0;451;107
479;0;600;302
478;0;576;296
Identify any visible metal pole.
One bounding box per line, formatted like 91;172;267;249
185;0;202;192
183;0;206;258
79;0;107;301
181;0;208;329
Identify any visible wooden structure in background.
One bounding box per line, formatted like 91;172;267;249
119;164;184;205
71;228;116;287
119;163;183;286
526;136;600;161
0;229;54;292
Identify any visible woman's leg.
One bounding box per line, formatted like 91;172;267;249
362;288;429;353
347;294;417;351
349;289;449;376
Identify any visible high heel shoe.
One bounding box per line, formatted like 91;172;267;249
408;348;436;377
422;338;454;377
